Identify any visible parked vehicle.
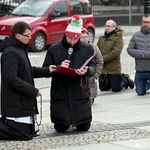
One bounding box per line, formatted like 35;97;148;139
101;0;143;6
0;0;95;52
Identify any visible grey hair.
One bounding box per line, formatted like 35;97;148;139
112;20;117;27
107;19;117;27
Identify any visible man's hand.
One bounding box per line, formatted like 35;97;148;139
61;60;71;68
37;91;42;97
76;66;88;75
49;65;57;73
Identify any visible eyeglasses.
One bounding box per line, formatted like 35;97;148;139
20;33;31;38
104;25;114;28
142;21;150;24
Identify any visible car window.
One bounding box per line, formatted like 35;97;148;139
51;1;67;18
70;1;84;15
12;0;53;16
84;3;91;14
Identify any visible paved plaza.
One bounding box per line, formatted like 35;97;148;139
1;86;150;150
1;25;150;150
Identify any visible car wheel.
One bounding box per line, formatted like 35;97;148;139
87;29;95;43
30;32;46;52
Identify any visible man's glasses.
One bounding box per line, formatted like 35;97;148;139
142;21;150;24
104;25;114;28
20;33;31;38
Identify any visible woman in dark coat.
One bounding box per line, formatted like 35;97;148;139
43;15;96;133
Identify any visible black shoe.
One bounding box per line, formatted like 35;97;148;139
121;74;128;89
125;85;128;89
124;74;134;89
54;123;69;133
90;98;94;104
76;123;91;131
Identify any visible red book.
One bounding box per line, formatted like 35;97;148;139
54;54;95;77
54;66;77;76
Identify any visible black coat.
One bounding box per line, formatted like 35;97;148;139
0;37;50;117
43;36;96;126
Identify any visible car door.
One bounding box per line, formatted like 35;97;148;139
47;1;71;44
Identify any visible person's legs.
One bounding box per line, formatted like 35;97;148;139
0;117;14;140
121;74;128;89
145;72;150;91
146;80;150;91
99;74;111;91
76;122;91;131
135;71;147;95
54;123;69;133
0;116;33;140
110;74;122;92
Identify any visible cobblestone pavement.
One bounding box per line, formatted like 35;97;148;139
1;121;150;150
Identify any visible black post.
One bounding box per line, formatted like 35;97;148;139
144;0;150;14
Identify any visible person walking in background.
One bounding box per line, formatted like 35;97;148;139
97;19;134;92
127;14;150;96
80;28;103;104
42;15;96;133
0;21;52;140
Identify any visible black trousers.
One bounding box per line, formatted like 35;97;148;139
0;116;33;141
99;74;123;92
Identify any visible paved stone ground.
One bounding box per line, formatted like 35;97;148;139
1;26;148;150
1;121;150;150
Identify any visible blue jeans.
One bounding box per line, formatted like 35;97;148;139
135;71;150;95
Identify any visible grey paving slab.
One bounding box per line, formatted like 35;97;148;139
49;143;137;150
112;138;150;150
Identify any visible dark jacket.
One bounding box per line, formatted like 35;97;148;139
0;36;50;117
43;36;96;126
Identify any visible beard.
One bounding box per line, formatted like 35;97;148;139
141;25;150;34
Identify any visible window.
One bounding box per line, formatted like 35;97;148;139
12;0;53;16
84;3;91;14
70;1;84;15
52;2;67;17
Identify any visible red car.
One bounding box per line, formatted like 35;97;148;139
0;0;95;52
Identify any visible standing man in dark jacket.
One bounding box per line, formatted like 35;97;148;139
0;21;52;140
43;15;96;133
